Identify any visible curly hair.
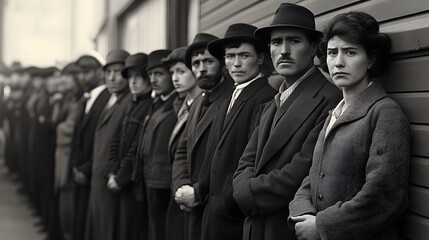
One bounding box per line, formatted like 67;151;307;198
318;11;391;78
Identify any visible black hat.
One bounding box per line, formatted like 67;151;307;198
185;33;218;69
254;3;322;44
161;47;187;67
104;49;130;70
208;23;266;60
146;50;171;71
121;53;149;78
62;62;81;75
76;55;102;70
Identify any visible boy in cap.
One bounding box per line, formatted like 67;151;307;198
85;49;132;240
172;33;233;240
70;54;111;240
196;23;277;240
232;3;342;240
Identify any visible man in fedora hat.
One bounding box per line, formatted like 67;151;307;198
105;52;153;240
70;54;111;240
85;49;132;240
131;49;178;240
172;33;233;240
195;23;277;240
232;3;342;240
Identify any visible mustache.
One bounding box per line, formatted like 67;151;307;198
276;57;294;64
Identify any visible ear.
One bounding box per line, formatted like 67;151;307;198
257;52;265;65
310;42;318;57
368;55;376;69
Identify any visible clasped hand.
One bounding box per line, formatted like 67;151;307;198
290;214;321;240
174;185;198;212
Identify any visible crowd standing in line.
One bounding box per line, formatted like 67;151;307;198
0;3;410;240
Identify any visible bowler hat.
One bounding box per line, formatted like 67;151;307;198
121;53;148;78
104;49;130;70
162;47;187;67
62;62;81;75
254;3;322;44
208;23;266;60
146;50;172;71
76;55;102;70
185;33;218;69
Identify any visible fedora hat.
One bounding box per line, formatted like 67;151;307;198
146;49;172;71
255;3;322;44
121;53;149;78
103;49;130;70
185;33;218;69
208;23;267;60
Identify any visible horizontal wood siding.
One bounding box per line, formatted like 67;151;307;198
199;0;429;239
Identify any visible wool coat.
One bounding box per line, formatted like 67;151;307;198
85;90;132;240
232;69;342;240
172;77;233;240
70;87;110;240
289;82;411;240
198;76;276;240
105;91;153;240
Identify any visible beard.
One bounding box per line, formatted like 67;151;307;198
197;70;223;90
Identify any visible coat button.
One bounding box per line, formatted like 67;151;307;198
319;172;325;179
318;194;323;201
377;149;384;155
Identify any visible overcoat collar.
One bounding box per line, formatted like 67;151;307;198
326;81;387;138
97;90;131;129
256;70;327;173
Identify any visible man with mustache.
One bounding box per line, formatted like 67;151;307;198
172;33;233;240
232;3;342;240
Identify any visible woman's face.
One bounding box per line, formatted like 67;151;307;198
127;68;150;95
170;62;197;93
327;36;373;90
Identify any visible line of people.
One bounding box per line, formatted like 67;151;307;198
0;3;410;240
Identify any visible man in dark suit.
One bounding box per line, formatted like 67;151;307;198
232;3;342;240
197;23;277;240
85;49;132;240
172;33;233;240
132;49;177;240
70;55;110;240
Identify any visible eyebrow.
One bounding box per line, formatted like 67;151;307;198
327;47;358;50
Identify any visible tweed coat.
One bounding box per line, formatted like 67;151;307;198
232;69;342;240
172;77;233;240
85;90;132;240
70;86;110;240
289;82;411;240
198;76;276;240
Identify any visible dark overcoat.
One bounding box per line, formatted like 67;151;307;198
289;82;410;240
172;78;233;240
198;76;276;240
85;90;132;240
232;69;342;240
70;86;110;240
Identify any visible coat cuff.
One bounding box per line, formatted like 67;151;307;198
233;173;257;216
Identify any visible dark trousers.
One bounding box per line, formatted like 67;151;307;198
73;186;90;240
146;187;170;240
166;191;185;240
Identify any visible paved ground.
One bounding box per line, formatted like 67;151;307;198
0;158;47;240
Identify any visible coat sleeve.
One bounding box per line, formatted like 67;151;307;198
103;129;122;178
115;135;138;189
288;175;317;228
172;123;192;192
316;102;411;240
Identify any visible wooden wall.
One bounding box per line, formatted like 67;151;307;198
199;0;429;239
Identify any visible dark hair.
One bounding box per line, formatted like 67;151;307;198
126;66;148;79
224;41;264;56
191;47;205;58
318;11;391;78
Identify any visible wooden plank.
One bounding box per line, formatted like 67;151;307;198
380;55;429;92
410;125;429;157
401;213;429;240
410;156;429;188
301;0;359;16
388;26;429;55
201;0;230;16
409;185;429;218
388;93;429;124
200;0;261;30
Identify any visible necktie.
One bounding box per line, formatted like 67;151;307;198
198;92;210;121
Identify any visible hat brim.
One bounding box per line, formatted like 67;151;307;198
208;36;268;60
145;63;167;72
255;24;323;44
121;65;148;78
103;61;125;70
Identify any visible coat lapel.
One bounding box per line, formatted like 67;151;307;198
256;71;327;172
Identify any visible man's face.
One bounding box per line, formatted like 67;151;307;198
224;42;263;84
105;63;128;94
191;49;222;90
127;68;151;95
148;66;173;96
78;68;98;92
270;28;316;80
